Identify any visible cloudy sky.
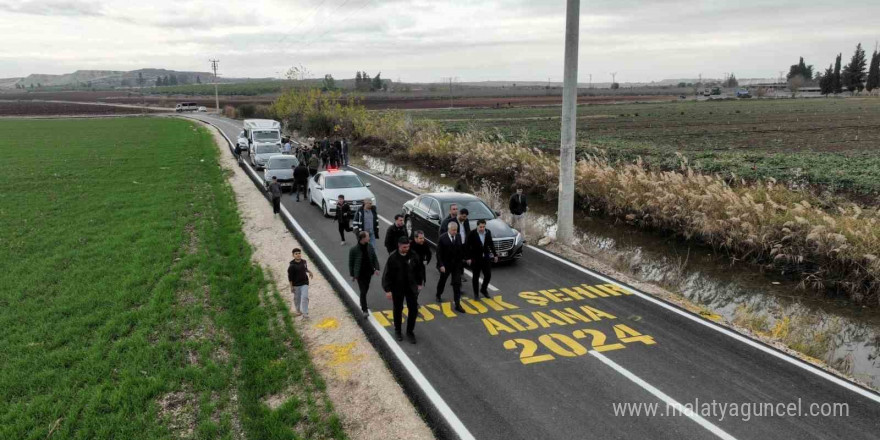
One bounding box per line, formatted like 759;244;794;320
1;0;878;82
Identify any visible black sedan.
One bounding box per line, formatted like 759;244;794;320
402;192;524;262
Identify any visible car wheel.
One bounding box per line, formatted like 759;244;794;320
405;217;413;237
322;201;329;217
308;189;316;205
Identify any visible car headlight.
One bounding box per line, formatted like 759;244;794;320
328;200;337;206
371;197;377;205
514;230;523;245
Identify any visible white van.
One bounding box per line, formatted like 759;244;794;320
242;119;283;170
175;102;199;112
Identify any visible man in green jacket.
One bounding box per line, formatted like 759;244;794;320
349;231;380;317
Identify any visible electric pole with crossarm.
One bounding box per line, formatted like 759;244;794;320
210;59;220;113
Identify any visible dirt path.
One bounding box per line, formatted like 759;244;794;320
205;124;435;440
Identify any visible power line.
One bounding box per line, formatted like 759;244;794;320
278;0;333;43
282;0;355;46
295;0;374;52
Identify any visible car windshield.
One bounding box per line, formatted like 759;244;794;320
441;200;495;220
268;157;298;169
255;145;279;154
253;130;280;142
324;175;364;189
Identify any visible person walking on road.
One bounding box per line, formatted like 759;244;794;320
349;231;380;317
456;208;471;245
352;198;380;249
509;187;528;229
308;153;320;176
293;162;309;202
467;219;498;299
382;237;425;343
234;143;243;165
269;176;283;216
288;248;313;318
436;222;469;313
384;214;408;254
410;230;432;267
341;138;350;167
439;203;459;238
335;195;352;245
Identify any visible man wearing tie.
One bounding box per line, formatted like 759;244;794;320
436;222;469;313
467;219;498;299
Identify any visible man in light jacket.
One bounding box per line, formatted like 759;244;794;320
352;198;380;249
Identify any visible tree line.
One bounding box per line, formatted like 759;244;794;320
155;74;201;87
790;43;880;95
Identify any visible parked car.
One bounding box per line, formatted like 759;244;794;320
736;88;752;98
402;192;524;262
198;106;207;112
307;170;375;217
263;155;299;189
250;143;280;170
711;87;722;95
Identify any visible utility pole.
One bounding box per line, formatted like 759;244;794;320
210;59;220;113
441;76;457;108
589;73;592;89
610;72;617;87
557;0;579;243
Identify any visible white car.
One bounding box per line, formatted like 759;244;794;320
198;106;207;112
307;170;376;217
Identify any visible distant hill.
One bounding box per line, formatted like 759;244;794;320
1;69;273;90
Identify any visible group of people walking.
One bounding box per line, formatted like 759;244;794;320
336;198;516;344
290;137;350;170
281;164;530;345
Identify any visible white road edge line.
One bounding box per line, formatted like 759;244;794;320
590;351;738;440
206;119;477;440
377;215;499;292
352;161;880;405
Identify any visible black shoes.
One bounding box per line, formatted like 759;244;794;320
362;309;369;318
454;305;466;314
395;330;403;341
406;333;417;344
481;290;490;298
435;294;442;303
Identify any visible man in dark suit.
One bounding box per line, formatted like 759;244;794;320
438;203;459;238
436;221;469;313
467;219;498;299
382;237;425;343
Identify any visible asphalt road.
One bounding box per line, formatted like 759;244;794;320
188;113;880;440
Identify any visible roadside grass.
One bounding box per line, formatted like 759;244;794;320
0;117;345;439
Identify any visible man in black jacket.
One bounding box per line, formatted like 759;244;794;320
438;203;459;239
436;222;469;313
349;231;380;316
293;162;310;202
467;219;498;299
334;195;352;245
410;230;432;266
384;214;407;254
509;187;528;229
382;237;425;343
